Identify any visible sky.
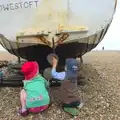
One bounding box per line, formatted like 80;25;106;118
94;0;120;50
0;0;120;51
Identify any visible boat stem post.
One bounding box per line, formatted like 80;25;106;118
52;37;55;54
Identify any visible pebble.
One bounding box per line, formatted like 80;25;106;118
0;52;120;119
57;109;61;114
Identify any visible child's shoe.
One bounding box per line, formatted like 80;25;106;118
18;108;28;117
77;101;84;110
63;107;79;116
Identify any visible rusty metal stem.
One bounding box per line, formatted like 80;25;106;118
52;37;55;54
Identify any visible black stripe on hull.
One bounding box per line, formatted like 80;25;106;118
6;43;97;69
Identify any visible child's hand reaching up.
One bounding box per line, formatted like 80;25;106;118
52;56;58;68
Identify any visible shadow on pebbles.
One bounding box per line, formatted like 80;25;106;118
0;63;120;120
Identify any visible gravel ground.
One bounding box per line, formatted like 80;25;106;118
0;51;120;120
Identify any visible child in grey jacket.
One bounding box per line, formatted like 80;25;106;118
51;57;84;116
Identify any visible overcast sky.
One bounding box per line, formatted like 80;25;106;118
94;0;120;50
0;0;120;51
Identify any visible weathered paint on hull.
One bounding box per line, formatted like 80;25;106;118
0;22;110;69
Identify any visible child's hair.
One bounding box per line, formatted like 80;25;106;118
21;61;39;80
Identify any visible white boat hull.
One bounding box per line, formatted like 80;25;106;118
0;0;117;68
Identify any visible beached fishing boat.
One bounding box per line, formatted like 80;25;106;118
0;0;117;69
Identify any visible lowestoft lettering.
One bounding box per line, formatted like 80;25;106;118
0;1;39;12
